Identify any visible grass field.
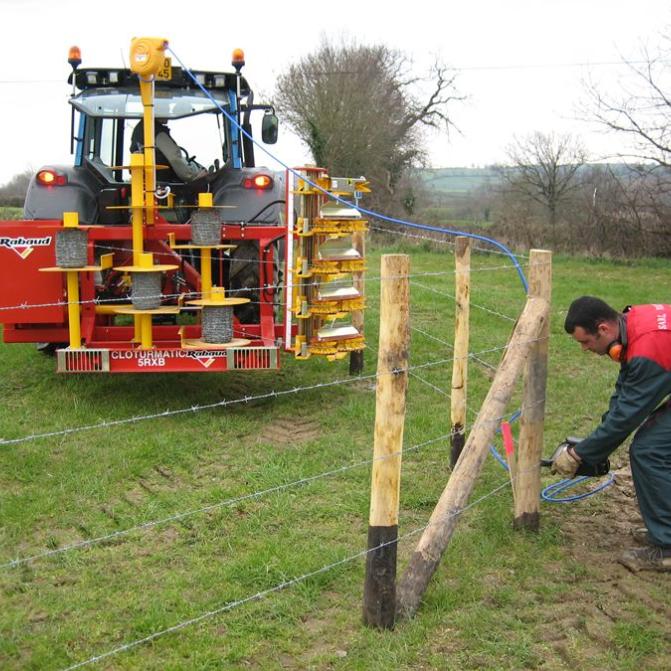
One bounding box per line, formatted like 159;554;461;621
1;239;670;670
0;207;23;220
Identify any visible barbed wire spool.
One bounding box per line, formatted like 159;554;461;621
202;306;234;343
55;228;88;267
131;271;162;310
190;210;222;246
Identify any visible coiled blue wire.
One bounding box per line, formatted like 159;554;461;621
168;46;611;503
488;412;615;502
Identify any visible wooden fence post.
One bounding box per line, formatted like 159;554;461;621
450;236;471;467
396;295;549;619
514;249;552;531
363;254;410;629
349;230;366;375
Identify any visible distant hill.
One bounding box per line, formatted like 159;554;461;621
418;167;500;194
418;163;646;197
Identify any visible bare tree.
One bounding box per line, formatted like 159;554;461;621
273;39;461;211
500;131;587;236
587;39;671;168
584;40;671;252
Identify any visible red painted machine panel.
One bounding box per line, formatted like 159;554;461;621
0;221;66;324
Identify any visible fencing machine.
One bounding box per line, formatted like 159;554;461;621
0;37;368;373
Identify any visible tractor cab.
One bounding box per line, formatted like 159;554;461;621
24;61;280;226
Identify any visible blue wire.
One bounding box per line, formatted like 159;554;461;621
168;46;612;504
541;474;615;503
489;419;615;502
167;47;529;292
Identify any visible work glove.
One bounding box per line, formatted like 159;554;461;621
550;445;581;478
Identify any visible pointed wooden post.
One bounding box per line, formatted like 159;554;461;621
396;295;549;619
514;249;552;531
363;254;409;629
450;236;471;467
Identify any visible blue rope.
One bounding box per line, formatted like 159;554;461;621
168;46;611;503
540;474;616;503
489;418;615;502
167;47;529;291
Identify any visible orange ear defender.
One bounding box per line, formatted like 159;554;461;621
607;313;629;362
607;340;624;362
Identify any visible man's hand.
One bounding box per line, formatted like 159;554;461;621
551;445;581;478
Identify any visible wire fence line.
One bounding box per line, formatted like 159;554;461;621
0;264;531;314
59;474;516;671
0;336;549;448
369;223;532;261
89;240;527;275
1;433;451;570
408;368;549;435
3;328;551;569
410;325;499;373
411;279;520;323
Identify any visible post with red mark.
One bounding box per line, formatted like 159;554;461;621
500;420;517;508
515;249;552;531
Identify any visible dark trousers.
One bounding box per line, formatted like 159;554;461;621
630;405;671;548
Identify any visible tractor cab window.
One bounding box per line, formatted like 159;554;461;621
83;117;122;182
71;87;232;182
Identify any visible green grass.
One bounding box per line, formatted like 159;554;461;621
1;244;670;669
0;207;23;220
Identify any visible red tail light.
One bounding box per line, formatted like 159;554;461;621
243;174;273;190
37;169;68;186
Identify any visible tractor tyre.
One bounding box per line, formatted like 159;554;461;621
228;241;260;323
228;240;284;325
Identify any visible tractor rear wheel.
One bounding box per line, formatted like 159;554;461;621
228;240;283;325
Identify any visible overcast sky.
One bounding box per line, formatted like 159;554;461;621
1;0;669;185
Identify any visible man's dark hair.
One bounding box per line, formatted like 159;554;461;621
564;296;619;334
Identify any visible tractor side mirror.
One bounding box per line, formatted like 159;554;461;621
261;111;278;144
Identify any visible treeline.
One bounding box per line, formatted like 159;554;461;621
0;170;32;207
416;162;671;258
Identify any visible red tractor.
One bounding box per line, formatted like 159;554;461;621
0;38;367;373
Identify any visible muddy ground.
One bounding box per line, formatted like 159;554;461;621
534;463;671;670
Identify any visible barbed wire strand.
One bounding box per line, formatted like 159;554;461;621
410;325;497;372
60;474;515;671
1;336;548;448
411;279;520;323
2;356;551;569
0;264;533;314
1;433;449;570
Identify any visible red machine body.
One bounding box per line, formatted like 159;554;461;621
0;218;286;373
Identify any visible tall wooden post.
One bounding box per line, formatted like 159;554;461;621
396;295;549;619
450;237;471;467
514;249;552;531
349;230;366;375
363;254;410;629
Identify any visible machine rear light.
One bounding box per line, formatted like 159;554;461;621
243;174;273;190
37;169;68;186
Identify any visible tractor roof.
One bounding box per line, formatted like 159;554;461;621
68;66;250;95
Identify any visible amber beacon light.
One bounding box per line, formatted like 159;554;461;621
67;46;81;70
